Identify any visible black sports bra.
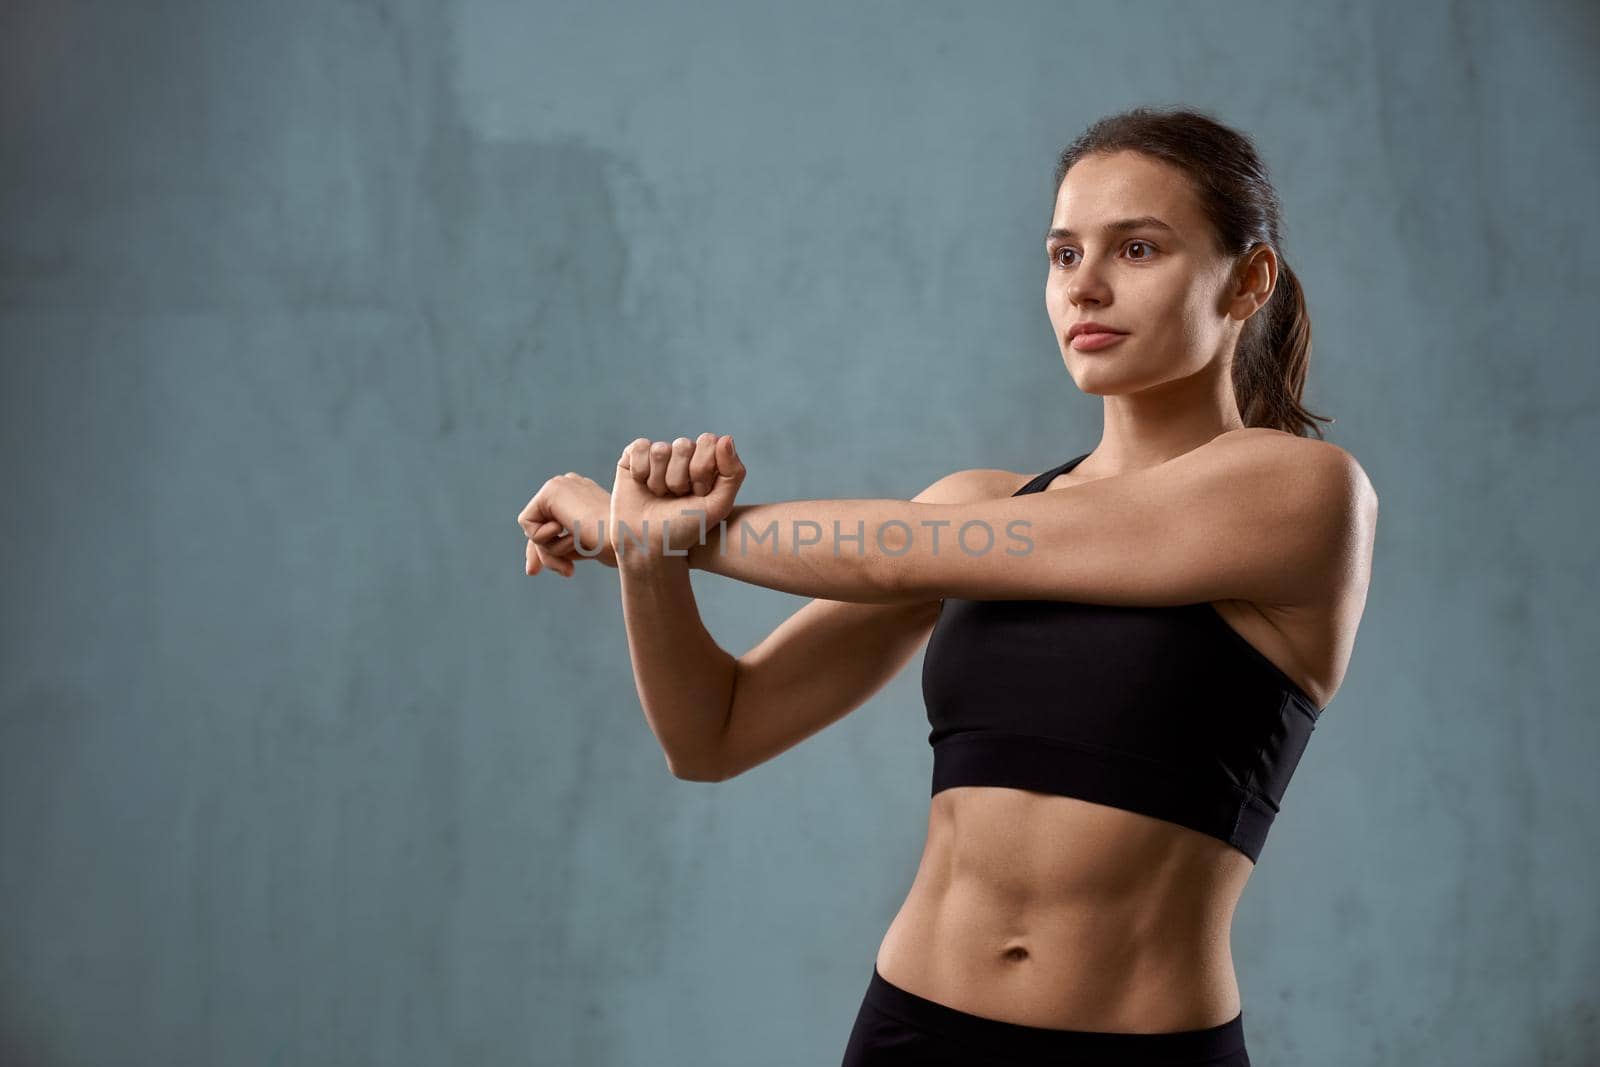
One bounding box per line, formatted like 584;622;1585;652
920;452;1325;863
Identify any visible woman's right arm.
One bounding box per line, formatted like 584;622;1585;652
620;468;1016;783
616;552;739;781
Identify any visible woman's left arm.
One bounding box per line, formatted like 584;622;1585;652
686;432;1376;609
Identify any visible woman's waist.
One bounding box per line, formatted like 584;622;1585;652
877;885;1241;1032
872;790;1250;1031
923;785;1253;911
899;863;1231;965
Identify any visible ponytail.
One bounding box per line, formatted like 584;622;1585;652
1237;259;1332;438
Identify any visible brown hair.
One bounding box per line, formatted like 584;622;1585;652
1053;107;1333;438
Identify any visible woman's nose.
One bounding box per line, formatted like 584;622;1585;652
1066;257;1112;305
1068;275;1110;306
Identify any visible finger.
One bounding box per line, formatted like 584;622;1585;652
646;440;672;496
627;439;653;484
664;437;694;495
518;476;573;539
531;519;564;544
715;434;744;480
517;491;548;537
526;537;572;577
536;539;573;578
688;432;719;495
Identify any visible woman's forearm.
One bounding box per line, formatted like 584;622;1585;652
685;501;917;603
617;553;738;781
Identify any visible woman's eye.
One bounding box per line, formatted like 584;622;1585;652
1051;240;1156;268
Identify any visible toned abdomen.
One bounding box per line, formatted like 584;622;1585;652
874;785;1253;1034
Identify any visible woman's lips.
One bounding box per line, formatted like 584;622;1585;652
1070;331;1128;352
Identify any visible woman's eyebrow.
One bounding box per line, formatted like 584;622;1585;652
1046;216;1178;243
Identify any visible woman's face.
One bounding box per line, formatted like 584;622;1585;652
1044;151;1260;396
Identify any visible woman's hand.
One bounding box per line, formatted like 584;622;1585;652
517;472;616;577
610;433;745;569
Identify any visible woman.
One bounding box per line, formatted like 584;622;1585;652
518;107;1378;1067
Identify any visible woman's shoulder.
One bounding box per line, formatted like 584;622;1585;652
911;466;1037;504
1218;428;1377;509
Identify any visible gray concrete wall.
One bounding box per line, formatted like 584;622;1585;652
3;1;1595;1063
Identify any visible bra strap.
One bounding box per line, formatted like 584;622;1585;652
1013;452;1091;496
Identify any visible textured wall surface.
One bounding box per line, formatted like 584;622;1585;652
3;1;1596;1064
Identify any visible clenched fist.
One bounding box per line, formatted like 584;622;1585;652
610;433;745;568
518;432;746;578
518;471;615;577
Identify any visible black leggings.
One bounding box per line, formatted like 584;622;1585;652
841;964;1251;1066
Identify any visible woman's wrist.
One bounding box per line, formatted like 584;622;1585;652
616;540;692;578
